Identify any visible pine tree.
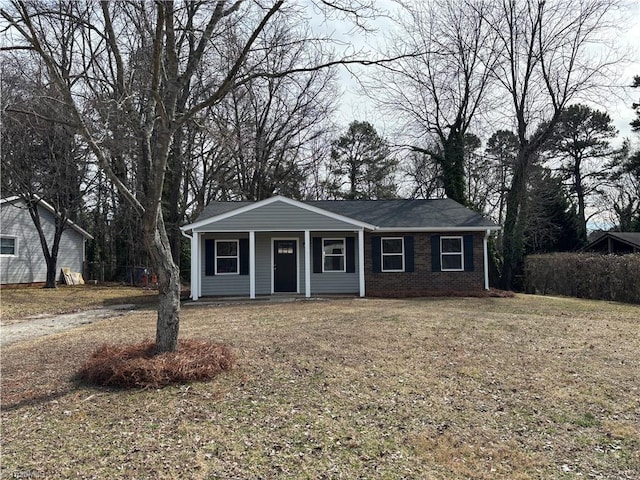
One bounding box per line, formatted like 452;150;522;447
325;121;398;200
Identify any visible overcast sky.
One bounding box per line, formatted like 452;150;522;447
320;1;640;145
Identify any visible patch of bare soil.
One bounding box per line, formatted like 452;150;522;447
0;284;157;324
0;305;138;347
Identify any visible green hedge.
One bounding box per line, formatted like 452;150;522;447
525;253;640;304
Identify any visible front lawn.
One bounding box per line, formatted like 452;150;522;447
0;284;157;323
1;295;638;479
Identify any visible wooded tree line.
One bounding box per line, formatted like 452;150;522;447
2;1;638;351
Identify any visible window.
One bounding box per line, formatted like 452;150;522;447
323;238;345;272
215;240;239;274
441;236;463;271
277;242;294;255
0;237;16;256
382;237;404;272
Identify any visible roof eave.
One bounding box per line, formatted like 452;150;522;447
373;226;501;233
585;234;640;250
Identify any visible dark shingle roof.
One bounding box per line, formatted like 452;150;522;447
585;231;640;249
609;232;640;247
193;197;498;230
305;199;496;228
197;201;252;220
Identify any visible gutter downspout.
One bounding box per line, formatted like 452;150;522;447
483;229;490;290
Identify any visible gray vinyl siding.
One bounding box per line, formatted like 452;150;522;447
193;201;359;232
1;201;86;284
255;233;272;295
198;231;359;296
200;233;249;296
311;232;359;294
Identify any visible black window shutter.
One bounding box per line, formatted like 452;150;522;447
205;239;215;276
405;236;414;272
239;238;249;275
313;237;322;273
346;237;356;273
372;236;381;273
431;235;441;272
464;235;474;272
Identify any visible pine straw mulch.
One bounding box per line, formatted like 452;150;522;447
77;340;235;388
1;296;639;479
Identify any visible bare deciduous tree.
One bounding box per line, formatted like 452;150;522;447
1;0;378;353
371;0;499;205
1;49;90;288
486;0;626;288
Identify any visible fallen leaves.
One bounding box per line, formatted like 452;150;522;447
1;295;639;479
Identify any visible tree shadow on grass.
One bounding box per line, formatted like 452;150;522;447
101;292;158;309
1;383;80;412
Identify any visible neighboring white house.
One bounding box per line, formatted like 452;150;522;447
0;197;93;285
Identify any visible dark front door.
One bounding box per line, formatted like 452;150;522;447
274;240;297;293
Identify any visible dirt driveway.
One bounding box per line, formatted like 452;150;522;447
1;304;139;347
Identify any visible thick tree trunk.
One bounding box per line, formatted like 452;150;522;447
166;133;184;268
144;206;181;353
442;131;467;206
574;161;587;244
28;201;64;289
44;257;57;288
500;150;530;290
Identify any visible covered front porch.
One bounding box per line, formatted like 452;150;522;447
186;229;366;301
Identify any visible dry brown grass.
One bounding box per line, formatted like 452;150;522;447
77;340;234;388
1;295;639;479
0;284;157;323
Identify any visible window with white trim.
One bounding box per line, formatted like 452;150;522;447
382;237;404;272
215;240;239;274
323;238;345;272
0;236;17;256
441;236;463;271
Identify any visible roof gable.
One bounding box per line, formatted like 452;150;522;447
1;197;93;240
584;231;640;251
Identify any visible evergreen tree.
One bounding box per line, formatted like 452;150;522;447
524;166;582;254
325;121;398;200
631;75;640;132
540;104;619;244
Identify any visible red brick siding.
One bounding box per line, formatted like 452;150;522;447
364;232;485;295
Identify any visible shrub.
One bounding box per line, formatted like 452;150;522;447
77;339;234;388
525;253;640;304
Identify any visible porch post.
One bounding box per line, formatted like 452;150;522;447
249;230;256;299
358;229;365;297
304;230;311;298
190;232;199;301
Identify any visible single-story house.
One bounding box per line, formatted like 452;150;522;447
180;195;500;300
582;231;640;254
0;197;93;285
